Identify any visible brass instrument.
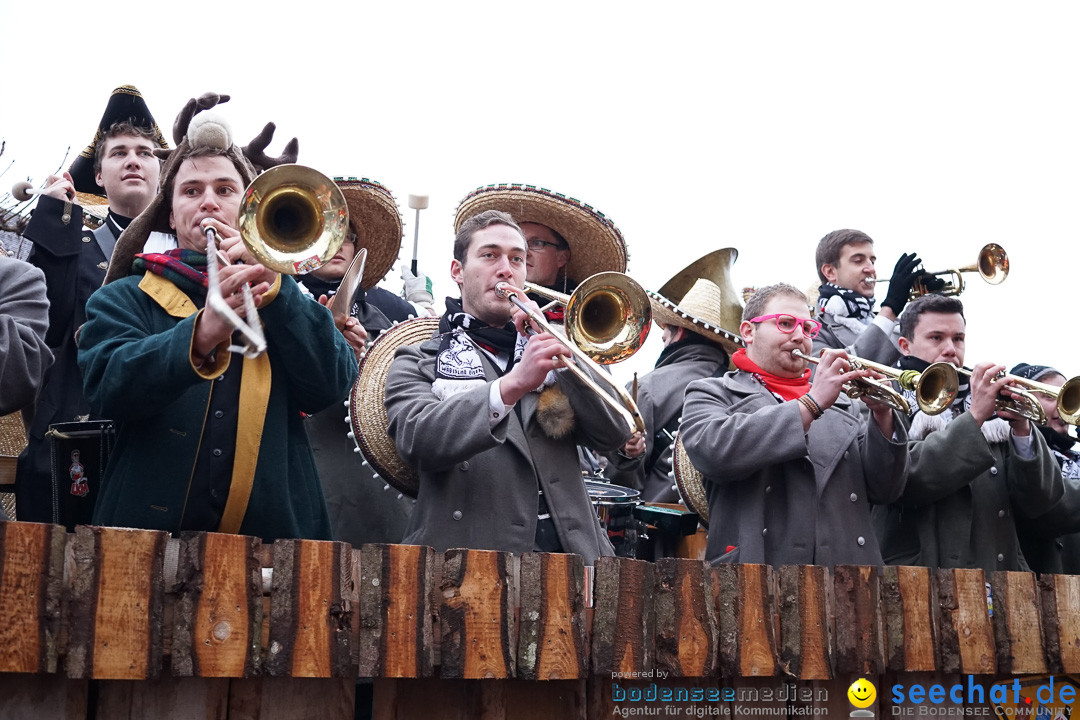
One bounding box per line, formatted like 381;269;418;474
874;243;1009;298
496;277;648;434
205;164;350;357
955;367;1080;426
237;164;349;275
792;349;960;416
521;272;653;364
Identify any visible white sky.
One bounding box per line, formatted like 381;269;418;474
2;1;1077;386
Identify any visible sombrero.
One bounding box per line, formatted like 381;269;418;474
349;317;440;497
649;279;743;356
68;85;168;211
335;178;403;290
672;434;708;529
454;184;627;281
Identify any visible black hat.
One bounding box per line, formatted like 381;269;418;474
68;85;168;198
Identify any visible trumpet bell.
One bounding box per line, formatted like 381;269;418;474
913;362;960;415
976;243;1009;285
238;164;349;275
1059;378;1080;426
564;272;652;364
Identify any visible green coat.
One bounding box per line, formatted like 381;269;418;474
78;270;357;541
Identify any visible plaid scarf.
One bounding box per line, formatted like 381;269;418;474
133;249;209;297
817;282;875;321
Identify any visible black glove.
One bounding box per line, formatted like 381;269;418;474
913;271;947;294
882;252;922;315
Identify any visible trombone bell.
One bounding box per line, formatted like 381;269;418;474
238;164;349;275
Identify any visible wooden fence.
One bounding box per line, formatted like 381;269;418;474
1;520;1077;719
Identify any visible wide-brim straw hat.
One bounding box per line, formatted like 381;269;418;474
69;85;169;198
335;178;403;290
454;184;627;281
649;278;743;356
673;435;708;529
350;317;440;497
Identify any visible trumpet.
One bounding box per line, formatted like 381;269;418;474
521;272;653;364
792;349;959;416
496;279;646;434
872;243;1009;299
955;367;1080;426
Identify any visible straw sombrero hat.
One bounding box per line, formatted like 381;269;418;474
649;278;743;356
68;85;168;222
335;178;403;290
673;435;708;529
454;184;627;281
349;317;440;497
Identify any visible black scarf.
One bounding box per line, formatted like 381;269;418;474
1038;424;1080;457
898;355;971;416
654;332;715;369
436;297;525;380
817;282;875;320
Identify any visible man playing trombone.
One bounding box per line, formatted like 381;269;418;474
679;283;909;567
874;294;1062;572
77;104;356;541
384;210;631;565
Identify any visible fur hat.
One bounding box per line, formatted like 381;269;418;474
104;93;298;284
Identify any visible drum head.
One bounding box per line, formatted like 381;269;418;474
672;435;708;529
349;317;439;498
584;478;640;503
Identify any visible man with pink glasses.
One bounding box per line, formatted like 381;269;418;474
679;283;908;567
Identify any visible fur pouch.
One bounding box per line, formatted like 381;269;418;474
536;384;575;439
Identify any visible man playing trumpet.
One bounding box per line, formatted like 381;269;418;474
384;210;631;564
679;283;909;567
874;294;1062;571
78;104;356;541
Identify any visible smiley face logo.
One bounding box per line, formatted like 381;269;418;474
848;678;877;708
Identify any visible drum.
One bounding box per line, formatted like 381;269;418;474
584;478;642;558
46;420;115;531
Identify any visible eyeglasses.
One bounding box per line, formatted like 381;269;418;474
748;313;822;339
526;238;565;253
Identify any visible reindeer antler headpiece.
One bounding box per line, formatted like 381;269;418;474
104;92;299;284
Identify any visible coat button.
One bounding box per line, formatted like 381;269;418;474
214;410;224;419
998;509;1006;518
765;486;772;494
212;448;222;457
762;528;768;536
857;536;866;546
458;461;470;471
990;466;999;475
850;493;858;502
82;236;91;243
844;451;850;460
997;553;1005;562
452;510;462;520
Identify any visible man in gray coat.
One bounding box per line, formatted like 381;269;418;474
680;283;908;567
0;256;53;420
812;229;931;364
385;210;631;565
874;295;1063;572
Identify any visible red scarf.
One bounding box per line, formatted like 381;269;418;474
732;348;811;401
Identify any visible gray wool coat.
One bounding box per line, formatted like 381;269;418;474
874;411;1064;572
680;370;909;567
385;336;631;566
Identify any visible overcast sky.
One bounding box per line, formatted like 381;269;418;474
2;1;1077;386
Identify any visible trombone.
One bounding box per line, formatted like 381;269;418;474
496;277;647;434
206;164;350;357
792;349;959;416
955;367;1080;426
873;243;1009;299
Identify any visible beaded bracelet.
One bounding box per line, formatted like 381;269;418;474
798;394;824;420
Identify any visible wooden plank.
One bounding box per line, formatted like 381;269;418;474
832;565;884;676
990;570;1047;675
439;549;517;679
171;532;262;678
357;543;435;678
1039;572;1080;673
590;556;654;677
936;567;995;675
777;563;832;680
517;552;587;680
716;563;776;678
228;677;354;720
265;539;352;678
65;525;167;680
95;677;229;719
0;673;88;719
0;520;66;673
374;678;585;720
654;558;719;678
882;565;938;672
